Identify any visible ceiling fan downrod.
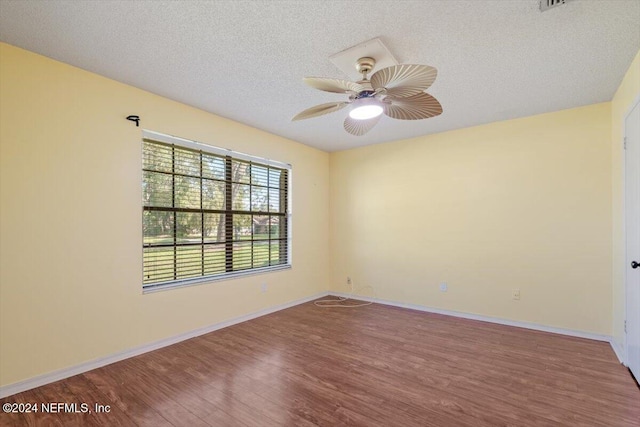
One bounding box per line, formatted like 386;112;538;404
355;57;376;81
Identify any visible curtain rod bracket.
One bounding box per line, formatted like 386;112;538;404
126;115;140;127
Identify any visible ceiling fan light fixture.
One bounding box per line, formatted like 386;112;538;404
349;99;383;120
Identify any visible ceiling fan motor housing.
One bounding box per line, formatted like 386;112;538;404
355;90;376;99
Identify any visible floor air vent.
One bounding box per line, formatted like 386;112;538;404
540;0;573;12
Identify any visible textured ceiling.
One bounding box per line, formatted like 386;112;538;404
1;0;639;152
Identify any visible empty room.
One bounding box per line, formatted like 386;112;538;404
1;0;640;426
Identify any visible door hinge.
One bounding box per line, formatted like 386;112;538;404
624;137;627;150
624;320;627;333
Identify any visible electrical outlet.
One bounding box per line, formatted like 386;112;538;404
512;289;520;300
347;277;352;285
439;282;448;292
261;283;267;293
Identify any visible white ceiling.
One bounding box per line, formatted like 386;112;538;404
1;0;639;152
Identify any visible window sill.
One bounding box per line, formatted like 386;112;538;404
142;264;292;294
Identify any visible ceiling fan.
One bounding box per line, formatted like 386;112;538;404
292;57;443;136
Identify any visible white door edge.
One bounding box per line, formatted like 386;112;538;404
623;93;640;374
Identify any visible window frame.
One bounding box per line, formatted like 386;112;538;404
141;130;292;293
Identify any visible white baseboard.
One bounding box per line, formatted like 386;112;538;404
0;291;329;399
330;291;612;342
609;338;626;365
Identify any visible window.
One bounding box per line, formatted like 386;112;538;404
142;130;290;291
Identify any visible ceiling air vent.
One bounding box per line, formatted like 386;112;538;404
540;0;574;12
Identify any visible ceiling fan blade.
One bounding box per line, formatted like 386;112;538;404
344;115;381;136
303;77;364;94
370;64;438;98
292;102;349;121
383;93;443;120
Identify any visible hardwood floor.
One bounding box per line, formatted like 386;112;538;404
1;298;639;426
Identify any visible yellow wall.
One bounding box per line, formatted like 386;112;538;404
611;50;640;351
330;103;613;335
0;43;330;387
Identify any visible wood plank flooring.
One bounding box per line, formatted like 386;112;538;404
1;298;639;426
